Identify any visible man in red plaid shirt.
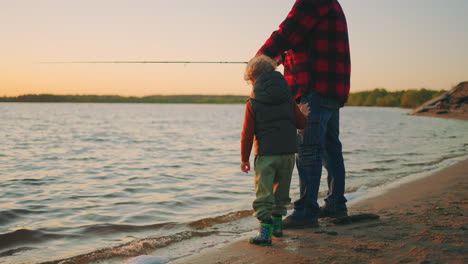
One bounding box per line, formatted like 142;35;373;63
257;0;351;228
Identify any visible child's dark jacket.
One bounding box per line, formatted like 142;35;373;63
241;71;307;162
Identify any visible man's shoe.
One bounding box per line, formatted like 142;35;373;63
282;215;319;229
319;206;348;218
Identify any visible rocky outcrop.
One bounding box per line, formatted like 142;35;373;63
413;81;468;116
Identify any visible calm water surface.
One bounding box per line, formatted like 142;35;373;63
0;103;466;263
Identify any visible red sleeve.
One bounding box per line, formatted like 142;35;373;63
294;103;308;129
257;0;331;58
241;101;255;162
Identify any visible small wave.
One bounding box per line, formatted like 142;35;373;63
20;180;47;186
82;138;109;142
43;156;60;161
130;140;156;144
158;174;188;181
123;187;147;194
216;190;251;195
191;196;226;202
362;167;391;172
188;210;253;230
69;194;101;200
160;165;182;168
25;204;49;210
405;152;423;156
190;162;205;166
0;246;36;257
194;148;218;152
89;175;110;180
78;222;179;236
403;154;464;167
113;201;139;205
0;209;48;225
38;230;218;264
343;149;368;155
346;167;391;177
103;192;128;199
0;229;79;250
122;167;151;171
9;178;43;182
157;200;186;207
67;157;98;161
404;161;435;167
373;159;398;164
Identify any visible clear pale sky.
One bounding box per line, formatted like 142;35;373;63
1;0;467;96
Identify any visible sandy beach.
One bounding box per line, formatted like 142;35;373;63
169;158;468;264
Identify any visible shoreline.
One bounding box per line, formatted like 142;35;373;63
168;158;468;264
412;111;468;121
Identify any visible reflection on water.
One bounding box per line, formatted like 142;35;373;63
0;103;466;263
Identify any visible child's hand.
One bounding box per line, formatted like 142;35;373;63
240;162;250;173
273;51;287;65
272;54;283;66
298;103;310;116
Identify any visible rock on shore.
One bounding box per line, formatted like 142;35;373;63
413;81;468;120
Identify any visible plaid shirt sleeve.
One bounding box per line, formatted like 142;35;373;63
257;0;331;58
256;0;351;103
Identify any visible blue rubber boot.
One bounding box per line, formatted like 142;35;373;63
249;222;273;246
271;216;283;237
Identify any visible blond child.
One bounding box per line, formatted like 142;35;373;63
240;55;309;246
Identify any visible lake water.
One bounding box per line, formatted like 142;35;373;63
0;103;466;264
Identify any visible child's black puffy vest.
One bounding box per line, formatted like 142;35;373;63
249;71;298;156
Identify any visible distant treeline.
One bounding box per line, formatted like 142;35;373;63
0;88;446;107
347;88;446;108
0;94;248;104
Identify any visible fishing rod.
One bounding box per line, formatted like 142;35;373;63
39;60;248;64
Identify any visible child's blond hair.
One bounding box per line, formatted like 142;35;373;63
244;55;277;84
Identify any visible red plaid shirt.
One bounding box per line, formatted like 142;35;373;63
257;0;351;103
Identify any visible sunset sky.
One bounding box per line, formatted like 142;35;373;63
1;0;467;97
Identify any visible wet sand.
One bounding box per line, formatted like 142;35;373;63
169;159;468;264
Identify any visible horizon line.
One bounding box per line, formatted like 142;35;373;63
37;60;248;64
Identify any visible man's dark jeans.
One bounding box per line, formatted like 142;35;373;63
291;91;347;222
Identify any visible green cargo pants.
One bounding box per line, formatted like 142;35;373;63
253;154;295;222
